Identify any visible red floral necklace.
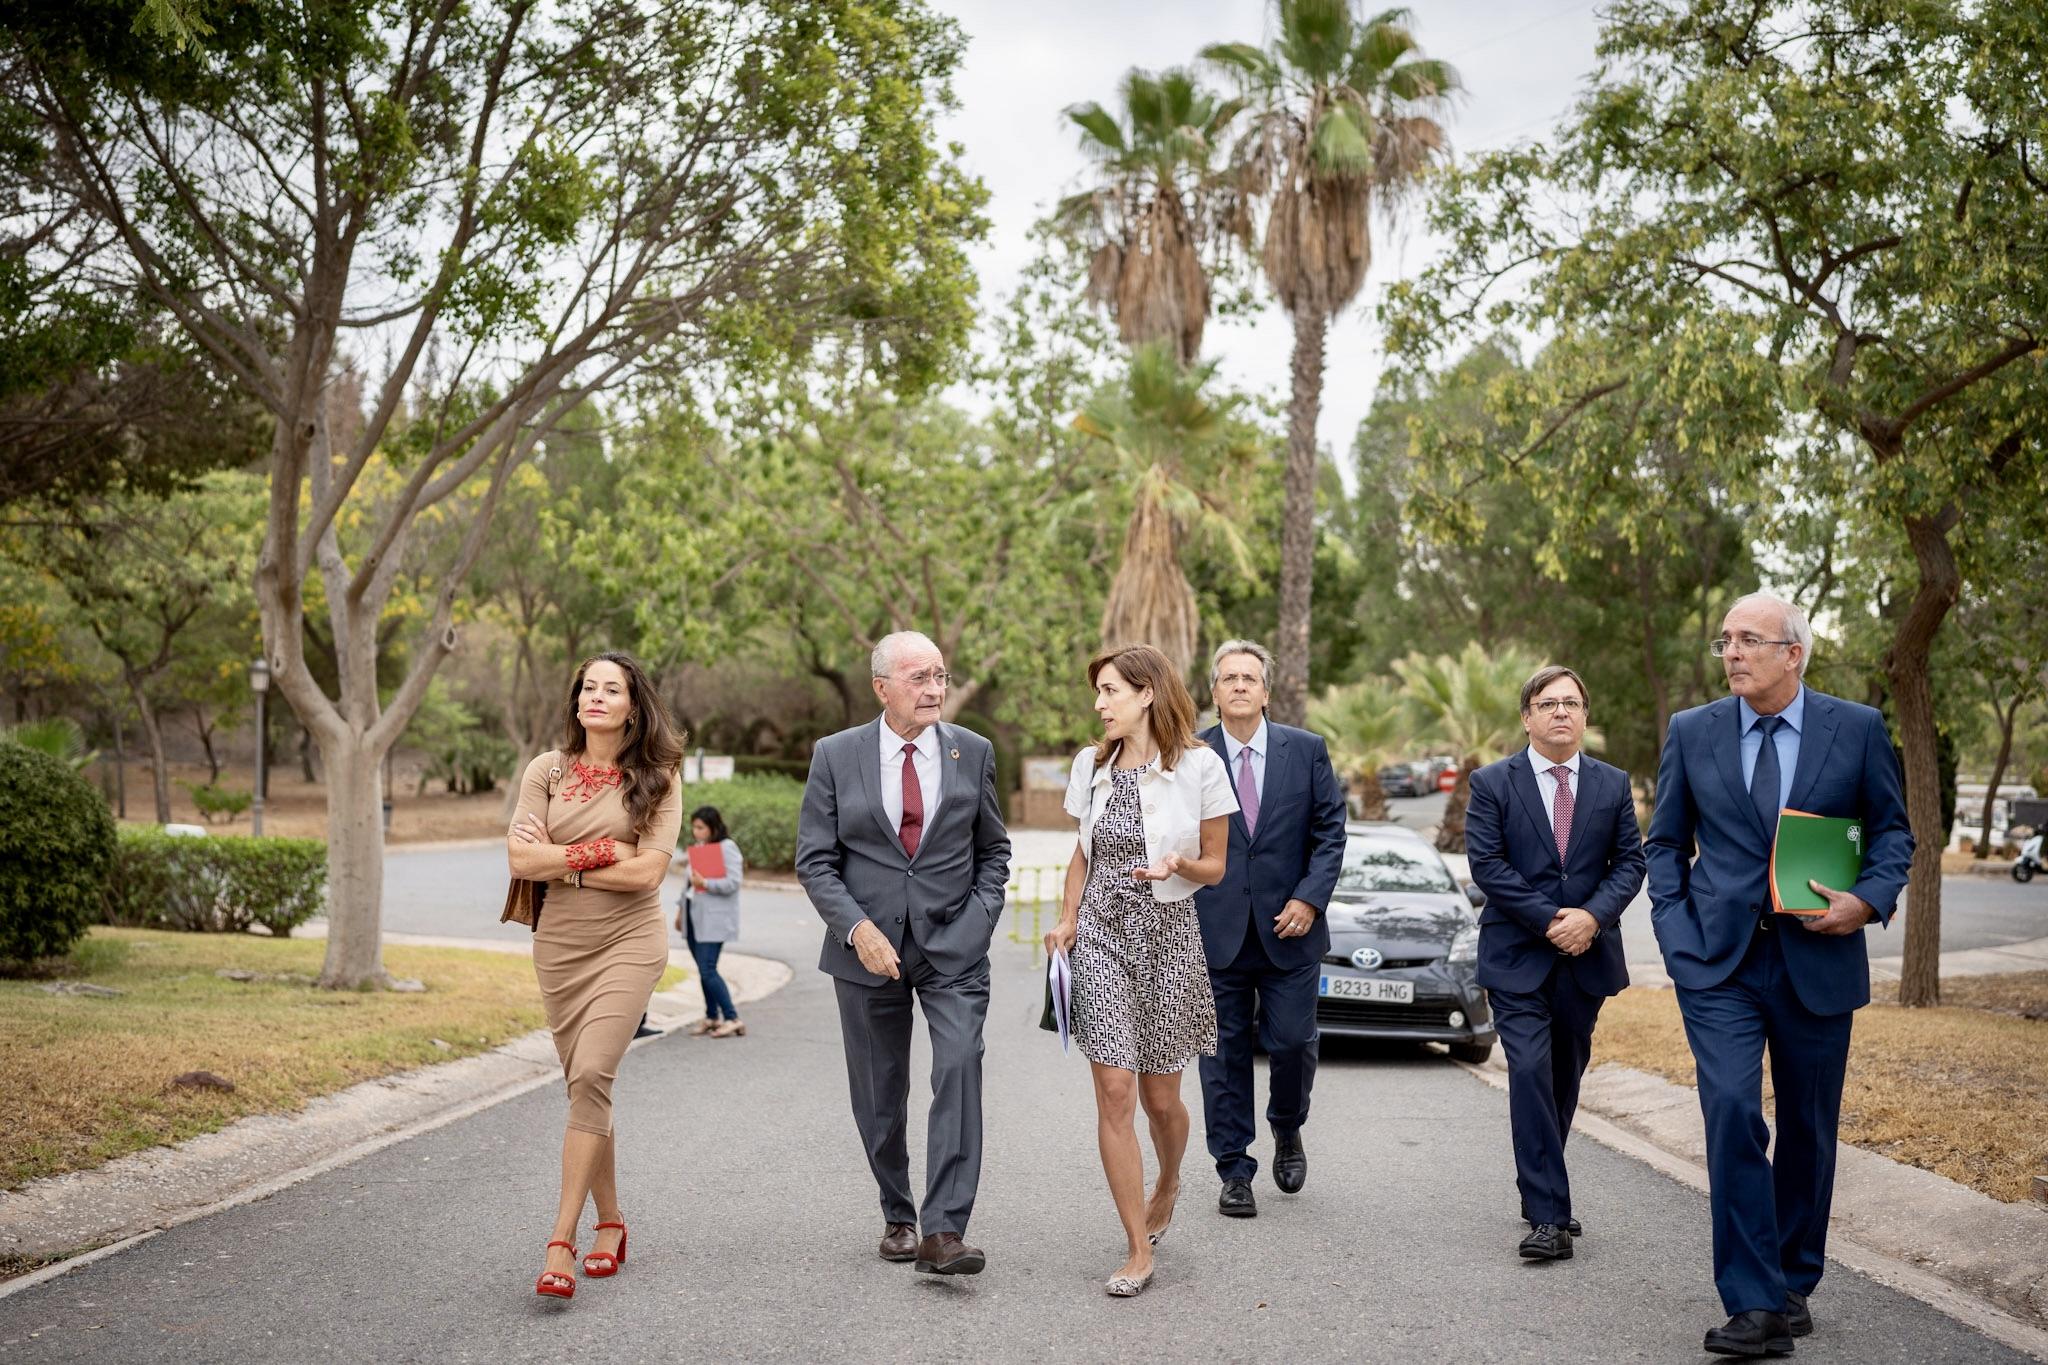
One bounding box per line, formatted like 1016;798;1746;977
561;759;623;804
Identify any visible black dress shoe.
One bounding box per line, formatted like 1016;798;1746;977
1524;1213;1583;1237
1703;1310;1795;1357
913;1231;985;1275
1218;1179;1258;1218
1272;1131;1307;1194
1518;1223;1573;1260
1783;1291;1813;1338
878;1222;917;1262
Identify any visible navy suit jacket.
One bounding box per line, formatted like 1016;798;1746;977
1467;750;1645;997
1645;689;1913;1016
1192;722;1348;971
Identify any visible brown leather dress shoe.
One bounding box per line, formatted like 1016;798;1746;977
878;1223;918;1262
913;1232;986;1276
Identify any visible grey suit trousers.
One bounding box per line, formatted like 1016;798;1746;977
832;922;990;1237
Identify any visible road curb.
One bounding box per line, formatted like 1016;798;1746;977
0;948;793;1296
1454;1058;2048;1362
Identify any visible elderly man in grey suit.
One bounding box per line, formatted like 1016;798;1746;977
797;630;1012;1275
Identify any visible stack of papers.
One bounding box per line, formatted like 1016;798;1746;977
1042;949;1072;1052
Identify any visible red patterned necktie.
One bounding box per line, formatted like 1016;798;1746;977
1549;765;1574;861
899;742;923;859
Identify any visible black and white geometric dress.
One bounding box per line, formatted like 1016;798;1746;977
1071;764;1218;1075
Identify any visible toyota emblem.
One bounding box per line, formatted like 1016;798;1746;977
1350;947;1384;971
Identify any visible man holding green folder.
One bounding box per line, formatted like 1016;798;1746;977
1647;592;1913;1358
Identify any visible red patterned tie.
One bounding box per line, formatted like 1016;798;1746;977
899;742;923;859
1549;765;1574;861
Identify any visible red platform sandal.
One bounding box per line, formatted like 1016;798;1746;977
536;1240;577;1299
583;1222;628;1277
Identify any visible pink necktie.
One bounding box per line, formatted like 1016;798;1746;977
1549;765;1574;861
1237;745;1260;838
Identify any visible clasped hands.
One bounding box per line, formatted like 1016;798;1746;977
1547;906;1598;956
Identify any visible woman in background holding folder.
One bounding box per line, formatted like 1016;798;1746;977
676;805;745;1037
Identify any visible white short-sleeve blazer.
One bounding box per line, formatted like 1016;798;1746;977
1063;742;1238;903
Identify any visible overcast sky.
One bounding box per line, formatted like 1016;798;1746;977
931;0;1610;470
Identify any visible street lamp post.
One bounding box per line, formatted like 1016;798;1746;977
249;657;270;837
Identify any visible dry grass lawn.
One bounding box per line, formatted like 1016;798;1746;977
0;929;687;1189
1593;973;2048;1203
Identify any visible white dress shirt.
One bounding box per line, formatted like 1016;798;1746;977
879;718;943;833
1220;717;1269;805
1525;746;1581;835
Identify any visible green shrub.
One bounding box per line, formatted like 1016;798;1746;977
684;774;803;871
178;780;254;823
0;742;115;969
107;830;328;936
733;754;810;779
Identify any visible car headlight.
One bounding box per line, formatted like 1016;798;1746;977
1448;926;1479;963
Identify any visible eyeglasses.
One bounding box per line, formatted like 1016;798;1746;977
1215;672;1264;689
879;669;952;689
1709;635;1794;657
1528;697;1584;716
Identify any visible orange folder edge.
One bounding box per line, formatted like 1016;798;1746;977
687;843;727;881
1768;808;1827;917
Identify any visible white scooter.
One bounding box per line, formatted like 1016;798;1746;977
2015;832;2045;884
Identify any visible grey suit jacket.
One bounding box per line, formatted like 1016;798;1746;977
797;718;1012;985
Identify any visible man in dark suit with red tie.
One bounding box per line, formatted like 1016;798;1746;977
1464;665;1645;1263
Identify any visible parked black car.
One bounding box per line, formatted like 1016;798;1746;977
1377;762;1429;798
1316;822;1494;1064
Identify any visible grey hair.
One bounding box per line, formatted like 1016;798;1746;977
1209;638;1276;691
871;630;940;679
1726;592;1814;675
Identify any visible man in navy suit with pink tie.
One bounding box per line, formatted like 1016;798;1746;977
1465;665;1645;1264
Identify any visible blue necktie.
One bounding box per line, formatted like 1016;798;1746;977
1750;715;1783;840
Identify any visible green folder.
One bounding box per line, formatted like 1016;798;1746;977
1770;810;1863;914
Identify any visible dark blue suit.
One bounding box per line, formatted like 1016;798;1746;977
1466;749;1644;1227
1647;688;1912;1315
1193;722;1347;1183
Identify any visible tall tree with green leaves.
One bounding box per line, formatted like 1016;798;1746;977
1307;676;1407;819
1393;641;1539;851
1204;1;1459;726
2;0;984;988
1057;67;1249;367
1074;342;1264;680
1386;0;2048;1003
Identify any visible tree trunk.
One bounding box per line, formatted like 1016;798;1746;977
195;708;222;783
1272;307;1326;728
1436;758;1476;852
317;737;391;989
1890;504;1962;1008
298;721;318;783
1977;691;2020;858
1354;778;1388;822
126;672;172;824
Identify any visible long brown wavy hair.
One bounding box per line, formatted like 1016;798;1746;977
1088;643;1199;772
557;651;684;836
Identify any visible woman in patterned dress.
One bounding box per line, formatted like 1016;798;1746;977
1046;644;1236;1297
508;652;683;1301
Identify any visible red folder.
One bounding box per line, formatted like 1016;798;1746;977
687;843;726;881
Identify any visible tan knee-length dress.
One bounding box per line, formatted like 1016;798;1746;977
514;751;682;1136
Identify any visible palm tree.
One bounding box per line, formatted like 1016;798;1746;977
1057;67;1250;366
1393;641;1534;851
1205;3;1460;725
1074;342;1262;679
1307;676;1408;819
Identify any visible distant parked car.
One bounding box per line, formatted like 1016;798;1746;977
1378;762;1429;798
1316;822;1494;1064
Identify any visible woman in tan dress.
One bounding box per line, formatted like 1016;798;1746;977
507;651;683;1301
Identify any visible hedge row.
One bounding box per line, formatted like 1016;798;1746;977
684;774;803;872
0;743;115;967
106;829;328;936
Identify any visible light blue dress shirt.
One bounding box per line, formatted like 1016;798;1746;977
1221;717;1268;804
1738;686;1805;813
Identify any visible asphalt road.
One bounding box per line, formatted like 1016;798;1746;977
0;881;2026;1362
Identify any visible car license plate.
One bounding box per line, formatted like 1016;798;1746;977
1319;975;1414;1004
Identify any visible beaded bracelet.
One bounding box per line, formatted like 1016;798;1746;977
564;838;619;872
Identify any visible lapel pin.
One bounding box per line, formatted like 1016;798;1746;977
949;747;960;760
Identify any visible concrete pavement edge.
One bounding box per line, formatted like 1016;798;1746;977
1455;1058;2048;1362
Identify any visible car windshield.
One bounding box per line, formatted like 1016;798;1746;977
1335;839;1458;895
